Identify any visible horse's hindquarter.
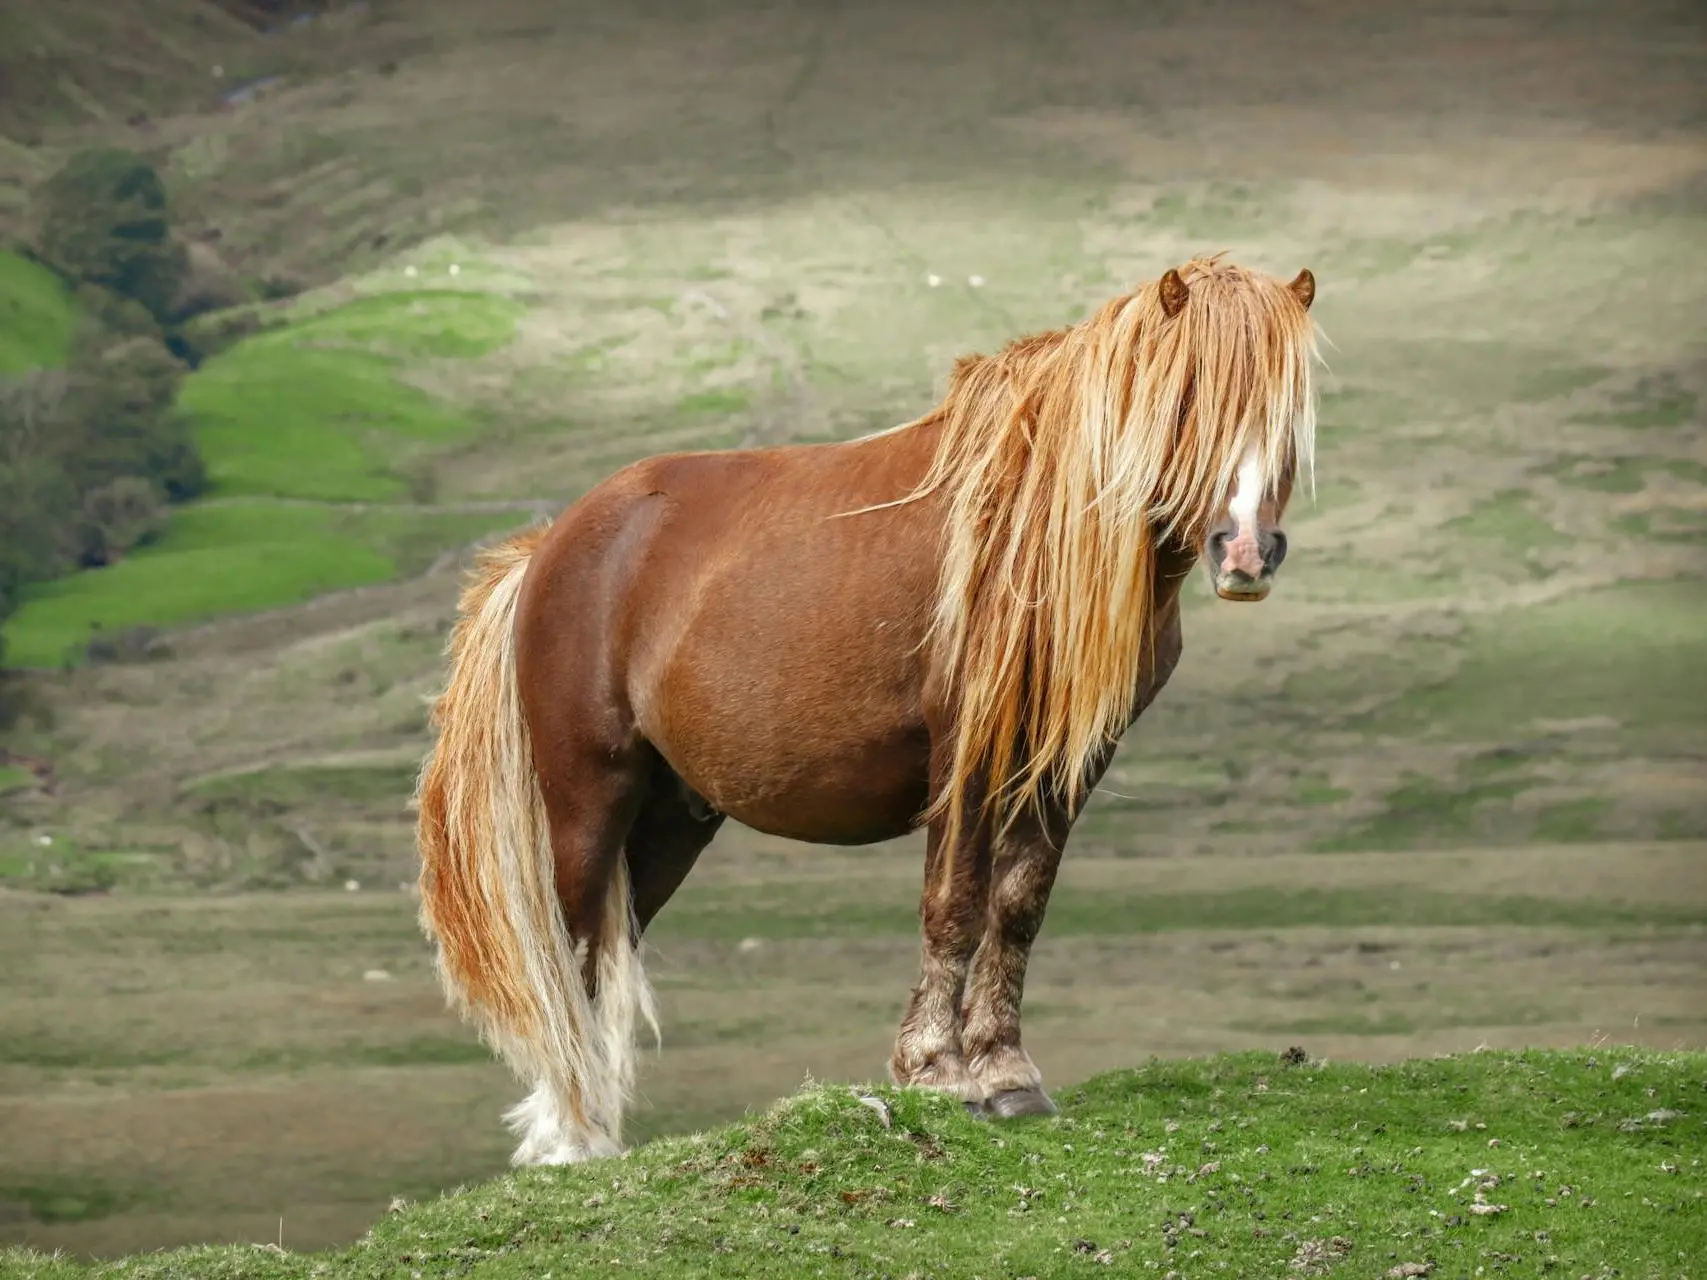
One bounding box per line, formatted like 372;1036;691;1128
618;437;941;844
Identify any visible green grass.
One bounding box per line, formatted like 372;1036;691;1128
647;883;1705;944
278;290;524;360
183;292;522;502
1;503;522;667
1541;456;1707;494
1617;508;1707;542
1315;773;1534;853
5;1049;1700;1278
184;760;421;810
1442;491;1558;558
0;831;173;894
1572;373;1699;431
1367;582;1707;749
0;251;75;373
1;285;530;666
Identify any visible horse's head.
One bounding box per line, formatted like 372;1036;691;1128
1201;443;1297;602
1151;262;1316;603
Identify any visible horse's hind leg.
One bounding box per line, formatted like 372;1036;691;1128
889;817;992;1106
626;761;725;935
511;756;720;1165
506;740;649;1166
959;811;1066;1119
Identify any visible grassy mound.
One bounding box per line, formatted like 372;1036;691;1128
4;1048;1700;1278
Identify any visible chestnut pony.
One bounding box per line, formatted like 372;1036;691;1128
416;255;1320;1165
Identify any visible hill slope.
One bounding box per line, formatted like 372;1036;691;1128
2;1048;1703;1279
1;0;1704;1260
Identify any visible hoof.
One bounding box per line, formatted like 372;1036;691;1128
962;1098;991;1120
984;1087;1058;1119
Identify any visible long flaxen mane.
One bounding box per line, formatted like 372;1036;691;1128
899;255;1321;859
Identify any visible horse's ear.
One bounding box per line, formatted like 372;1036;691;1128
1287;268;1316;311
1158;267;1190;318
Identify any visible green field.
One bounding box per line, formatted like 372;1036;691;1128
1;284;531;666
4;1048;1702;1279
0;251;75;373
2;501;525;668
182;289;524;501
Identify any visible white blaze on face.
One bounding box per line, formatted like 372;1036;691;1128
1216;446;1270;583
1228;447;1264;541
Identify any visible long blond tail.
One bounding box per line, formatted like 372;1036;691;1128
415;528;655;1164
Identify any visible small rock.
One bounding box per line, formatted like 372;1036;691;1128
344;879;361;892
1386;1265;1433;1278
967;274;986;287
404;265;419;277
36;835;52;847
737;937;763;954
448;263;461;276
855;1094;893;1128
926;273;942;287
363;969;392;982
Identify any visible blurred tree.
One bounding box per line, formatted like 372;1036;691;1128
77;475;166;568
0;325;206;669
32;147;189;326
0;373;75;668
58;333;205;501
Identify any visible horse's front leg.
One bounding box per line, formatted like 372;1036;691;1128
958;808;1066;1117
889;815;992;1106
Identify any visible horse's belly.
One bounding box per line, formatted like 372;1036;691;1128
657;709;930;846
618;442;941;846
640;625;931;846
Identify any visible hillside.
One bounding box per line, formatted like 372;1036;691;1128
4;0;1704;889
3;1048;1703;1278
1;0;1704;1260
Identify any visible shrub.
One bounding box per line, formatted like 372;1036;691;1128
32;147;189;325
58;334;206;501
77;475;166;567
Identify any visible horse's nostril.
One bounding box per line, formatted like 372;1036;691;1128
1266;531;1288;569
1209;531;1229;562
